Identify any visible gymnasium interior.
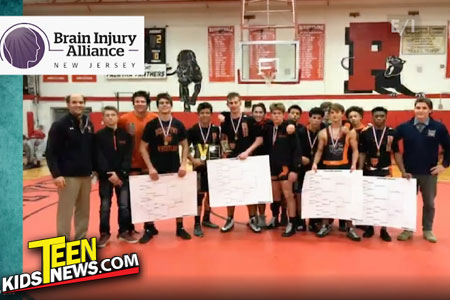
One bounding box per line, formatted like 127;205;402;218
21;0;450;298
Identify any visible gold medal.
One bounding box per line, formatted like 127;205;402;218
158;116;173;147
307;126;318;158
198;144;209;161
231;114;243;143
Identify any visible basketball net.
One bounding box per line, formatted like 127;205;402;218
259;68;277;86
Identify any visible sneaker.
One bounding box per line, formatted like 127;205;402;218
282;222;296;237
147;223;159;235
296;219;307;231
423;230;437;243
220;218;234;233
397;230;413;241
118;232;138;244
97;233;110;248
279;212;288;226
316;224;331;238
363;226;374;238
266;217;279;229
257;215;267;228
249;217;262;233
338;220;346;232
194;224;204;237
139;230;153;244
176;228;192;240
380;228;392;242
202;220;219;229
308;219;320;233
346;227;361;242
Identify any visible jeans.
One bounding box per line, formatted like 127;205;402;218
99;178;132;235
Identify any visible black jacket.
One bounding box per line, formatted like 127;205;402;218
95;126;132;180
46;113;95;178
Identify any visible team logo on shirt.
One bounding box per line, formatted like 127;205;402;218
427;129;436;137
370;158;379;167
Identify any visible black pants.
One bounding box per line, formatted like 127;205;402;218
99;178;132;235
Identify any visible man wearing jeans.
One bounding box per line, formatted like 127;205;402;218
395;97;450;243
95;106;137;247
46;94;94;240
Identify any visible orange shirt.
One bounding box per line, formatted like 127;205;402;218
118;111;157;170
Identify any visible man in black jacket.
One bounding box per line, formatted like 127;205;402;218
96;106;137;247
46;94;94;240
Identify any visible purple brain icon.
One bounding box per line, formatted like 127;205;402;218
3;27;45;69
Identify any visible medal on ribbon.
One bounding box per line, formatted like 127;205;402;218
198;144;209;161
158;117;173;146
231;114;242;142
372;126;387;158
307;126;318;157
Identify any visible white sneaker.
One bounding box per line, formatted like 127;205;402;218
249;217;261;233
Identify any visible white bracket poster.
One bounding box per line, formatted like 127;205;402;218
129;172;197;223
207;155;273;207
355;176;417;231
301;170;364;220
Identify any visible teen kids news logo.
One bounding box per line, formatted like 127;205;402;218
0;16;144;75
1;236;140;294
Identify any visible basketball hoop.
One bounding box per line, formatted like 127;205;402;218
258;57;278;86
258;68;277;86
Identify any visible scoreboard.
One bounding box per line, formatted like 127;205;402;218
145;28;166;64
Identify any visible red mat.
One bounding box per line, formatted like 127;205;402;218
23;176;450;299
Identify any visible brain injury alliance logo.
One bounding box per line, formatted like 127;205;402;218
0;23;48;69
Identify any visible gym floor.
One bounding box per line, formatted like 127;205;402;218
22;161;450;299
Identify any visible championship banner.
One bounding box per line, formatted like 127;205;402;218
43;75;68;82
208;26;235;82
207;156;273;207
298;24;325;80
72;75;96;82
129;172;197;223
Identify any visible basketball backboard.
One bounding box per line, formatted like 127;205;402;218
238;40;300;84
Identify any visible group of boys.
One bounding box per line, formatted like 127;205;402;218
46;91;450;247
